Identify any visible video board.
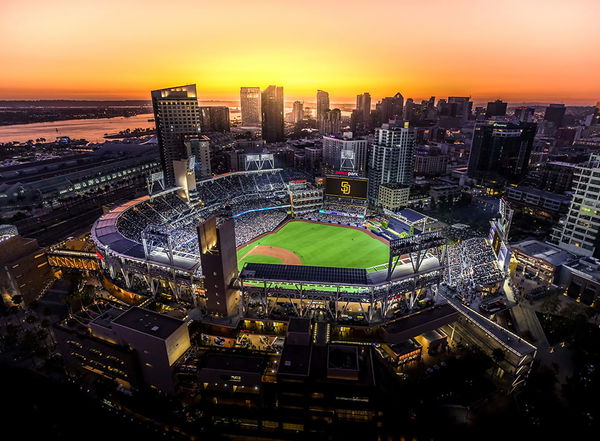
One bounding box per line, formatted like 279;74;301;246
325;176;368;199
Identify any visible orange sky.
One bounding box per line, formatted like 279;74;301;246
1;0;599;104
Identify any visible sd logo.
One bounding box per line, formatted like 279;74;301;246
341;181;351;195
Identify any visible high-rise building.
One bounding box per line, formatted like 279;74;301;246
486;100;508;118
514;106;535;123
367;123;416;205
321;109;342;135
240;87;261;127
261;85;284;143
292;101;304;124
199;106;230;132
447;96;472;121
350;93;372;135
322;133;368;175
356;92;371;122
467;121;537;186
184;136;211;180
378;93;404;124
316;90;330;125
554;153;600;257
544;103;566;126
474;107;486;121
537;161;577;194
151;84;202;188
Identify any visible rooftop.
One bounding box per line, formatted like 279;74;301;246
565;256;600;282
278;343;312;377
507;186;571;202
327;345;359;371
287;317;311;334
512;239;576;266
111;306;186;340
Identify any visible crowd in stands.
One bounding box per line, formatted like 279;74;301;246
299;212;364;227
116;171;295;257
117;191;192;242
195;170;287;205
234;210;288;246
322;197;367;217
446;237;504;294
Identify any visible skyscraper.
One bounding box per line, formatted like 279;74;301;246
467;121;537;186
151;84;202;188
544;103;566;126
378;93;404;124
260;85;284;143
316;90;330;126
554;153;600;257
367;123;416;205
240;87;261;127
447;96;473;121
199;106;230;132
485;100;508;118
351;93;372;135
292;101;304;124
514;106;535;123
356;92;371;122
322;109;342;135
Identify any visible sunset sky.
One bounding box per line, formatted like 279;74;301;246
1;0;599;104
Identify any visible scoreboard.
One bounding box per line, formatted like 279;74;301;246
325;176;368;199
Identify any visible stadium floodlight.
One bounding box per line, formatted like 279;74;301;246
388;231;447;280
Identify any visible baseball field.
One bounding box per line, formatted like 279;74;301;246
237;220;389;269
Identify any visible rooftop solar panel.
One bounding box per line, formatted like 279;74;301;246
242;263;368;285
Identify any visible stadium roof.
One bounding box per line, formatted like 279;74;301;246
398;208;427;223
240;263;368;285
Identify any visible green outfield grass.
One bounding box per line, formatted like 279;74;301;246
237;220;389;269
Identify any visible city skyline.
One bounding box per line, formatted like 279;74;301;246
1;0;599;104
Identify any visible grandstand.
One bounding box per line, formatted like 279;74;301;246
92;167;507;328
93;169;292;303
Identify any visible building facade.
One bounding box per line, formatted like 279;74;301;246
554;153;600;257
414;152;448;176
240;87;261;127
200;106;230;132
378;184;410;210
467;121;537;187
378;93;404;124
292;101;304;124
261;85;284;143
367;124;416;205
316;90;330;126
151;85;202;187
485;100;508;118
321;109;341;135
322;134;368;175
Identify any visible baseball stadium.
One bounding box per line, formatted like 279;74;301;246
91;168;452;324
86;165;535;388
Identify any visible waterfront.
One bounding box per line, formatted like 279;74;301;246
0;113;155;144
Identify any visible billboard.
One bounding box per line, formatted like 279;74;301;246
325;176;368;199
